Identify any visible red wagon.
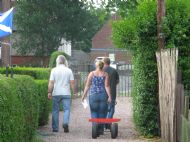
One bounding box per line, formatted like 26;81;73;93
89;118;121;139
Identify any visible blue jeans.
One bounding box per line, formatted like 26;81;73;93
107;100;115;118
89;93;108;119
52;95;71;131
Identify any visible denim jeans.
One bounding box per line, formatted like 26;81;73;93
107;100;115;118
52;95;71;131
89;93;108;132
89;93;108;119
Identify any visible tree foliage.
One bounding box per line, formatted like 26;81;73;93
14;0;107;55
88;0;139;17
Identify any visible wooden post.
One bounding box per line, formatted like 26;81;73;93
156;48;178;142
176;84;185;142
157;0;165;49
184;96;189;119
1;0;11;66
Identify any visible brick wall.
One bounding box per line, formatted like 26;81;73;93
11;56;49;67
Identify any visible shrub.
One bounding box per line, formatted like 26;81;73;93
112;0;190;137
163;0;190;92
113;1;159;136
0;77;24;142
0;67;50;79
35;80;50;126
49;51;69;68
0;75;39;142
14;75;39;141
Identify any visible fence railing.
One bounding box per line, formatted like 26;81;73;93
117;64;132;97
72;63;133;97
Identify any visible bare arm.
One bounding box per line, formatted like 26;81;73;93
105;73;112;103
48;80;54;99
82;72;93;101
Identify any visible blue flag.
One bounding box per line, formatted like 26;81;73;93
0;7;14;38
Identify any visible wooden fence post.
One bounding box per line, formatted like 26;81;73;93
156;48;178;142
184;96;189;119
176;84;185;142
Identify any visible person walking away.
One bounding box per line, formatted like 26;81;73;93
82;60;112;135
103;57;119;119
48;55;76;133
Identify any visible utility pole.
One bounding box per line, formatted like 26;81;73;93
1;0;11;66
157;0;165;49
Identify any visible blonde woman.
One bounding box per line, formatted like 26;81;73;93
82;60;112;135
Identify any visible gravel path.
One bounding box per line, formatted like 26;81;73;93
38;97;147;142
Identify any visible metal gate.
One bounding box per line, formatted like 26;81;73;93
117;64;133;96
71;63;133;97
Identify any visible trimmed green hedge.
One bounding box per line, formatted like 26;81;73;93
113;1;159;137
0;75;39;142
49;51;68;68
0;77;24;142
35;80;50;126
0;67;50;79
112;0;190;137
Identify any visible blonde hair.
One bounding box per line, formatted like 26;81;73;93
95;60;104;70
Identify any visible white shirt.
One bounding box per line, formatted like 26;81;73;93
49;64;74;96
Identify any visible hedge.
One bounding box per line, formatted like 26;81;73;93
163;0;190;93
0;77;24;142
0;75;39;142
0;67;50;79
0;67;51;127
112;0;190;137
49;51;69;68
35;80;50;126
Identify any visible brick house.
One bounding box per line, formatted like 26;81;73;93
90;14;132;64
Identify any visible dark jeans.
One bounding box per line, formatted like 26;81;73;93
107;100;116;118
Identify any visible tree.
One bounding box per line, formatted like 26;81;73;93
71;7;109;52
88;0;139;17
14;0;106;55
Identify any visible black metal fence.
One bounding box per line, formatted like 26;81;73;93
71;63;133;97
117;64;132;96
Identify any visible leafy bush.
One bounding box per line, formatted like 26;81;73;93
163;0;190;92
0;75;39;142
112;0;190;137
35;80;50;126
0;67;50;79
14;76;39;141
113;1;159;136
49;51;69;68
0;77;24;142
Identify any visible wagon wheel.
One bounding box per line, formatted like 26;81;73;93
92;123;98;139
111;123;118;139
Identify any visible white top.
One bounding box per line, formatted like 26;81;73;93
49;64;74;96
